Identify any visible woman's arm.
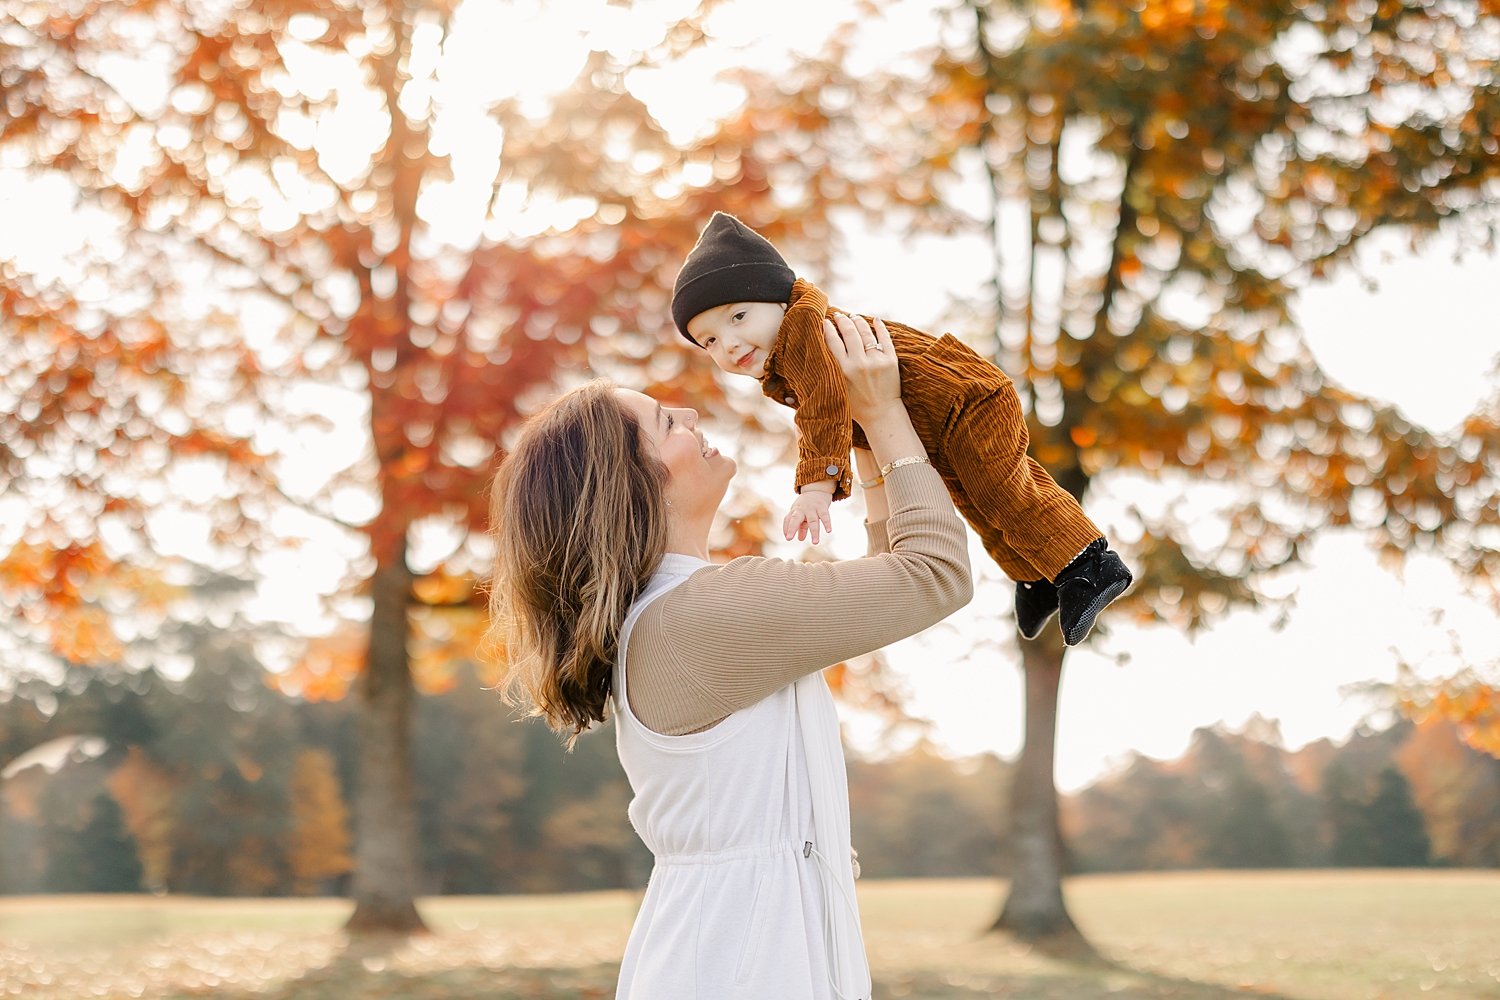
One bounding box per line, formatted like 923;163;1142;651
854;446;892;555
628;315;972;727
853;446;887;521
648;461;970;714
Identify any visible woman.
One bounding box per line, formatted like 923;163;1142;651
488;313;972;999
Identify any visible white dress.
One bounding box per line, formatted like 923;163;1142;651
612;553;872;1000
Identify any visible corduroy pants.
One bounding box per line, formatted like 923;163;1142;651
877;328;1102;582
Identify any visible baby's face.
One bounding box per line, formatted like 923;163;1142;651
685;301;787;379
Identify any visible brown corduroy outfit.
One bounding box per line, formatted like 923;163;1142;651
761;279;1102;582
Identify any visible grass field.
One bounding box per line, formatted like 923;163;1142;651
2;871;1497;999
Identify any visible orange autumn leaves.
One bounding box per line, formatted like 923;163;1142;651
0;540;179;664
1401;677;1500;759
1036;0;1234;36
267;591;493;703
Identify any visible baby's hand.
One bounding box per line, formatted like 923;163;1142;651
784;489;834;544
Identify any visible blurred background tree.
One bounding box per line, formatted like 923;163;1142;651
0;0;880;929
1396;657;1500;757
40;788;144;894
287;747;353;896
729;0;1500;944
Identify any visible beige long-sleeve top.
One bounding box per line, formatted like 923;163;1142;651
623;462;973;736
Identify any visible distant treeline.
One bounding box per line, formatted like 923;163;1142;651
1064;714;1499;872
2;656;1496;896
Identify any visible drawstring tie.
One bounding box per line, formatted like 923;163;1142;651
805;841;867;1000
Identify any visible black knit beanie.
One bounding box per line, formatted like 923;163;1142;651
670;213;795;345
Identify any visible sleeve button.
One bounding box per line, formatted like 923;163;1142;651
785;396;796;404
825;464;840;476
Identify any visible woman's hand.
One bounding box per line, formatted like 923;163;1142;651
822;313;899;426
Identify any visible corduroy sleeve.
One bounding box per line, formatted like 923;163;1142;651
774;281;855;501
622;462;972;735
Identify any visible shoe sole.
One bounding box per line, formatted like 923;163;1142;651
1018;607;1059;641
1063;577;1131;646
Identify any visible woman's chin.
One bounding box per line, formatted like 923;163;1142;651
705;455;737;497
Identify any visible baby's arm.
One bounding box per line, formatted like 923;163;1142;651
784;478;835;543
777;300;856;501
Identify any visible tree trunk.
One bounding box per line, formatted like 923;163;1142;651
345;541;427;933
990;629;1084;945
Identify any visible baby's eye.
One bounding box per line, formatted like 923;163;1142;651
732;311;745;322
704;336;716;347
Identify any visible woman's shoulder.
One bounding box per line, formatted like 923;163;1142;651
665;555;778;588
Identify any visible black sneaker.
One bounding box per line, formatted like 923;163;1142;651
1014;579;1059;640
1054;539;1133;646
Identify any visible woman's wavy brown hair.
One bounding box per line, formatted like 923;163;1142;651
485;380;670;748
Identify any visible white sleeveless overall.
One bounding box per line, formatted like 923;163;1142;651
612;553;873;999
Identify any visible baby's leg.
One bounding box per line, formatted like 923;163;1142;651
944;389;1103;582
944;465;1062;640
943;477;1045;581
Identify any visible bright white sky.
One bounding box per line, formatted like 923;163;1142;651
3;0;1497;790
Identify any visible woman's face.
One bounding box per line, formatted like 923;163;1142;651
615;389;736;516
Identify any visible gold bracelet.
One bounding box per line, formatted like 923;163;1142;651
879;456;931;478
857;473;884;489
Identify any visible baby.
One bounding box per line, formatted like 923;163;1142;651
670;212;1132;645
